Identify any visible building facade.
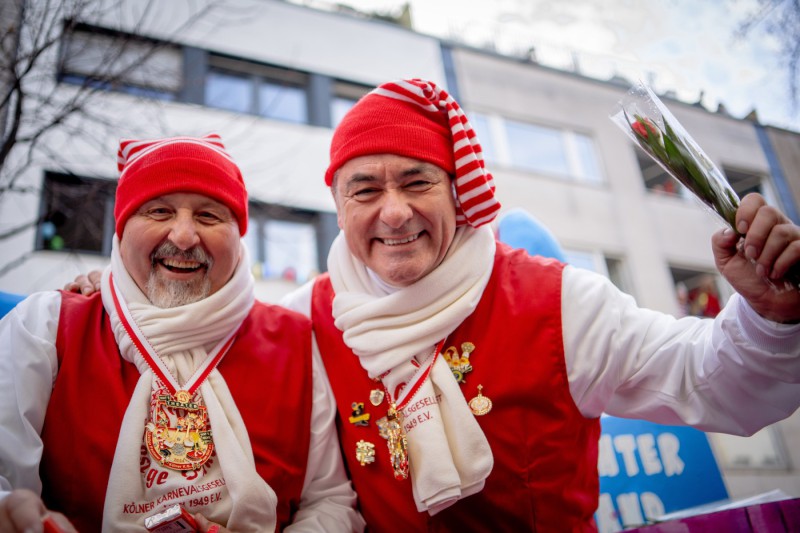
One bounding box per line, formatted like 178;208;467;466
1;0;798;523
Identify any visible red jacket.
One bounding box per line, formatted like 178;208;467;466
41;291;313;532
312;243;600;532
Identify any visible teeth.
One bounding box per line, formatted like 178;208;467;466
162;259;201;269
383;233;420;246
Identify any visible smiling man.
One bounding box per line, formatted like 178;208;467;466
0;135;363;532
279;79;800;531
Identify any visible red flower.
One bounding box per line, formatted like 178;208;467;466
632;118;659;140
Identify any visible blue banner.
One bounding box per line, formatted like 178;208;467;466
595;416;728;531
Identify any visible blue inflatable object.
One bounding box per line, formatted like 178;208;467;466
0;291;25;319
496;208;566;262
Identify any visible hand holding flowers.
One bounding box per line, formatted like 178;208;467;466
611;82;799;297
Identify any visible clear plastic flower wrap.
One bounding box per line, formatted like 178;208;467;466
610;81;799;292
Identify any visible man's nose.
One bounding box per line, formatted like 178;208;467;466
168;212;201;250
379;190;413;228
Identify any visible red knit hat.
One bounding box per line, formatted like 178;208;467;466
325;79;501;228
114;134;248;237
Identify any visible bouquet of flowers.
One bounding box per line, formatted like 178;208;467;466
611;81;798;291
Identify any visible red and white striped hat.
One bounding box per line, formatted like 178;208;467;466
325;79;501;228
114;133;248;237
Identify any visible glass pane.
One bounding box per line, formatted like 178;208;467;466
263;220;318;283
331;96;357;128
468;112;496;164
505;120;569;175
574;134;603;183
37;174;116;254
563;249;602;273
258;82;307;123
205;70;251;113
638;148;686;197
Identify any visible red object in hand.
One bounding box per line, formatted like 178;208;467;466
42;516;65;533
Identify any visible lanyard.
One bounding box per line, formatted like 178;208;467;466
109;273;237;397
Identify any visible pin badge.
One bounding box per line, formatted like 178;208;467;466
443;342;475;383
355;440;376;466
349;402;370;426
369;389;385;406
468;384;492;416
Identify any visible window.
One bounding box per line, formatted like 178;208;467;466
723;167;779;207
37;172;116;254
710;426;790;470
563;249;632;294
205;56;309;124
205;70;251;113
468;112;497;164
669;267;726;318
506;119;569;175
469;113;603;183
331;81;371;128
244;203;322;284
636;148;687;197
59;24;181;100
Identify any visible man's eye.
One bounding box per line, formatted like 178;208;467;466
197;211;222;222
406;180;433;190
146;208;171;217
353;188;379;198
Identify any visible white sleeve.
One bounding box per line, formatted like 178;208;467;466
0;292;61;498
286;335;365;532
563;265;800;436
279;281;314;319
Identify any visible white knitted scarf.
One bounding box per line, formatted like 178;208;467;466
329;225;496;514
99;237;277;532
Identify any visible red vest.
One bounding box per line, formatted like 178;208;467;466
312;243;600;532
41;291;313;532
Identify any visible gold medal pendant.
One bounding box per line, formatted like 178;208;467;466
468;384;493;416
385;404;409;480
145;386;214;471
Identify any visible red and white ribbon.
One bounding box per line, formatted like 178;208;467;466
109;273;238;396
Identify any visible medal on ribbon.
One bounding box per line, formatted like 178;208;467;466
145;382;214;470
380;340;445;481
110;273;239;471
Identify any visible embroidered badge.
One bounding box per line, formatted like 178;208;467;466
443;342;475;383
348;401;371;426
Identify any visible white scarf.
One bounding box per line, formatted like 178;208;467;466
329;225;496;514
99;237;277;532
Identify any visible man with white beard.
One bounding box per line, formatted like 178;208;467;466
0;134;364;532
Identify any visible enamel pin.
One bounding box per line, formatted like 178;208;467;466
369;389;385;406
349;401;370;426
443;342;475;383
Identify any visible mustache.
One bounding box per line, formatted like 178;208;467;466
150;240;212;267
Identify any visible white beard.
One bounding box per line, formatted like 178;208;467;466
145;272;211;308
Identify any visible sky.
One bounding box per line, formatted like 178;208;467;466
304;0;799;132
